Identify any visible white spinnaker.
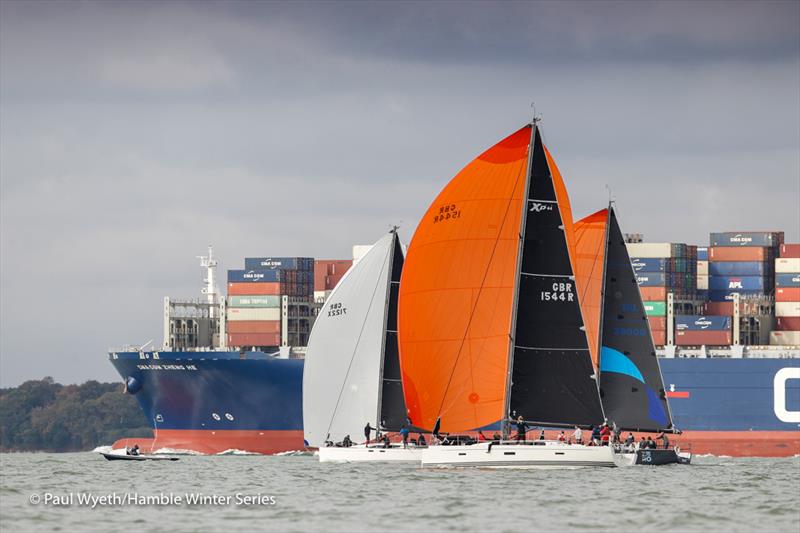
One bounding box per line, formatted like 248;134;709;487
303;232;396;448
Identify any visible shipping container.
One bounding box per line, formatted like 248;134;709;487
243;257;313;271
708;289;767;302
675;330;732;346
708;247;774;262
639;287;667;301
636;272;666;286
697;274;709;290
647;316;667;330
769;331;800;346
709;232;783;248
775;302;800;317
226;308;281;321
775;273;800;287
780;244;800;258
651;329;666;346
708;276;770;291
643;301;666;316
775;258;800;273
227;282;282;296
777;317;800;331
227;295;281;308
697;261;708;275
704;300;765;316
227;332;282;347
707;261;770;276
675;315;732;331
697;247;708;261
227;269;286;283
630;258;668;272
226;320;281;334
625;243;673;258
776;288;800;302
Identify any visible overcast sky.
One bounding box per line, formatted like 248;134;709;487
1;1;798;387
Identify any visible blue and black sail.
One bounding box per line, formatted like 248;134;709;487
598;206;673;431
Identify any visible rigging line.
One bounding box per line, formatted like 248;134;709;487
435;149;530;421
324;247;392;439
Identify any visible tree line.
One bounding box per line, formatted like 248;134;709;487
0;377;151;452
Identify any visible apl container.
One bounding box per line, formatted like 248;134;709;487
708;261;770;276
709;232;783;247
675;315;732;331
708;276;770;291
775;273;800;287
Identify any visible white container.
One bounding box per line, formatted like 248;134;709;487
697;261;708;275
226;307;281;321
775;302;800;317
769;330;800;346
626;243;673;258
697;274;709;290
775;258;800;274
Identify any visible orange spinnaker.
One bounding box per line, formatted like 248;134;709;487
398;126;531;432
573;209;609;370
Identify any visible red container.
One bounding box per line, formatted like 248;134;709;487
639;287;667;301
675;330;732;346
314;260;353;291
228;282;282;295
648;316;667;330
227;333;281;347
780;244;800;258
651;329;666;346
709;247;772;262
776;287;800;302
226;320;281;334
777;317;800;331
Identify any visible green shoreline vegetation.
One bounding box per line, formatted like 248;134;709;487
0;377;150;452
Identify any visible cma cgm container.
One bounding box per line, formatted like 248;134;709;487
775;273;800;287
708;289;767;302
675;315;732;331
709;232;784;247
228;269;286;283
243;257;313;271
708;262;770;276
636;272;666;286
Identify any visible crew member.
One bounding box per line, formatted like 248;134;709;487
127;444;140;456
515;416;528;442
572;425;583;445
656;431;670;450
364;422;376;444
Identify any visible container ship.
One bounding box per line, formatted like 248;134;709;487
109;233;800;457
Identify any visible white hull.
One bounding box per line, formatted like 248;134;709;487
421;441;616;468
318;444;424;463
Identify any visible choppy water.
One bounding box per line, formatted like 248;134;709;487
1;452;798;532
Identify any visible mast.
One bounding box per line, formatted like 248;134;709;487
502;122;537;437
595;203;613;393
375;229;397;431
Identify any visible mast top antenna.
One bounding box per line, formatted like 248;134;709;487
530;102;542;125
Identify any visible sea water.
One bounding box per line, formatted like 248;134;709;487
0;452;797;532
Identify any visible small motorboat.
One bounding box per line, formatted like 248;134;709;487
100;452;179;461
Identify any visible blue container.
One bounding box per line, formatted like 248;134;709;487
244;257;312;270
636;272;666;286
708;261;771;276
227;269;283;283
708;276;769;291
708;289;766;302
776;273;800;287
709;232;783;247
675;315;732;331
697;247;708;261
630;258;668;273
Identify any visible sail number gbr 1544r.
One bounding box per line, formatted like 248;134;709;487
540;281;575;302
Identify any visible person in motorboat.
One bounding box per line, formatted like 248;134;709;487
514;416;528;442
126;444;140;456
417;434;426;446
656;431;670;450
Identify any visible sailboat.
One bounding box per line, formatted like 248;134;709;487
303;229;422;462
399;121;617;468
574;206;691;465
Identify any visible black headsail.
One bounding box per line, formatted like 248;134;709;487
598;206;673;431
377;231;408;431
508;126;605;427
